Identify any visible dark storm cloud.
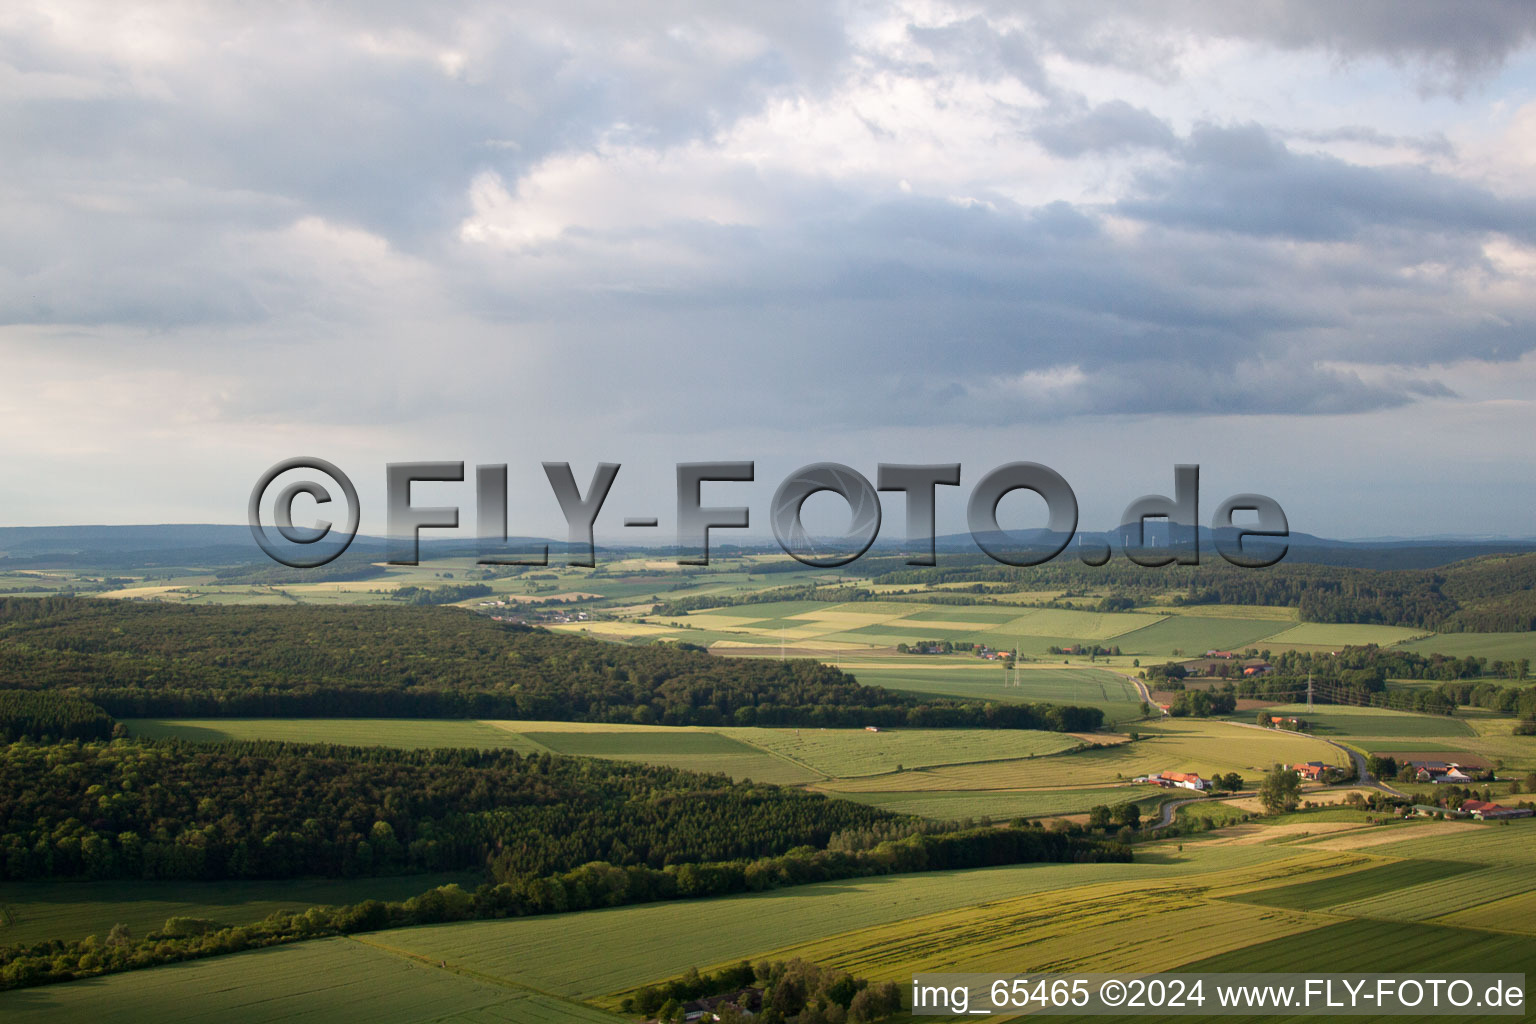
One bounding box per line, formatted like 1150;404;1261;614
1119;123;1536;245
1032;102;1178;157
2;1;1533;437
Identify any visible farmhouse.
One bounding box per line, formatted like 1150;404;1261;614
1459;799;1534;821
1269;716;1301;728
1292;762;1328;781
1136;770;1210;791
1243;664;1272;676
1410;761;1476;784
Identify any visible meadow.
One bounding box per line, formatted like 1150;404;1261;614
842;665;1146;724
819;719;1346;795
0;935;621;1024
730;726;1082;778
124;718;547;752
828;786;1183;822
1256;622;1428;648
124;718;1088;787
0;874;483;948
1258;704;1475;738
1400;631;1536;662
1229;858;1477;911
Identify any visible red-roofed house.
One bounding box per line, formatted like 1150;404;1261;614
1292;762;1328;781
1459;799;1534;820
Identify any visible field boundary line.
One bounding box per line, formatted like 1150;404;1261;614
727;735;832;781
346;932;614;1014
787;742;1103;783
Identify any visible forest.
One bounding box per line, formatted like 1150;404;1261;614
741;552;1536;633
0;599;1101;730
0;739;894;882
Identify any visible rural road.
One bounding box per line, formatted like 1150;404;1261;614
1108;677;1410;829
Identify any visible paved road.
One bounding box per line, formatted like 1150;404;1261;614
1129;712;1409;830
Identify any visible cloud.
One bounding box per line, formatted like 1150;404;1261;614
3;2;1536;534
1033;101;1178;157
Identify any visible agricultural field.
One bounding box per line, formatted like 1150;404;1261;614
1140;604;1299;622
1258;622;1428;648
820;719;1346;796
1351;820;1536;865
1328;863;1536;923
0;935;621;1024
126;718;1097;788
514;728;816;784
729;727;1082;778
1257;703;1476;738
662;600;1174;654
124;719;546;752
1400;631;1536;663
1229;858;1478;911
358;845;1311;1002
0;873;482;948
829;786;1183;822
1103;615;1289;658
843;665;1146;724
1437;886;1536;934
1172;916;1536;975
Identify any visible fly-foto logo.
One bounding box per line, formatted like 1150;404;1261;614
248;460;1287;570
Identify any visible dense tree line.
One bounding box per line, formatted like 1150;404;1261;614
630;959;903;1024
653;584;872;616
389;583;493;605
0;599;1100;730
1433;680;1536;723
0;824;1130;992
865;553;1536;633
0;691;115;742
0;739;893;882
209;556;389;586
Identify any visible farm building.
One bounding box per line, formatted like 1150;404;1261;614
1243;664;1272;676
1292;762;1328;781
1410;761;1476;784
1269;716;1301;728
1135;770;1210;791
1459;799;1534;821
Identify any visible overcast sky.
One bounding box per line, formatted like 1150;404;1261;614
4;1;1536;543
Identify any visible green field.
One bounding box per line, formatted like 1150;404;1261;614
1258;623;1427;648
124;719;548;752
359;846;1303;1001
1230;858;1478;911
1401;631;1536;663
519;729;817;784
0;935;622;1023
1176;916;1536;975
1330;863;1536;923
1259;704;1475;738
846;666;1146;723
1355;821;1536;864
0;874;482;948
1105;616;1288;657
829;786;1181;821
822;719;1346;794
732;726;1081;778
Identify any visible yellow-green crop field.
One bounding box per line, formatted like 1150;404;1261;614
8;817;1533;1024
819;719;1346;795
0;935;622;1024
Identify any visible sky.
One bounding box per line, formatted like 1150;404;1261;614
3;1;1536;544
